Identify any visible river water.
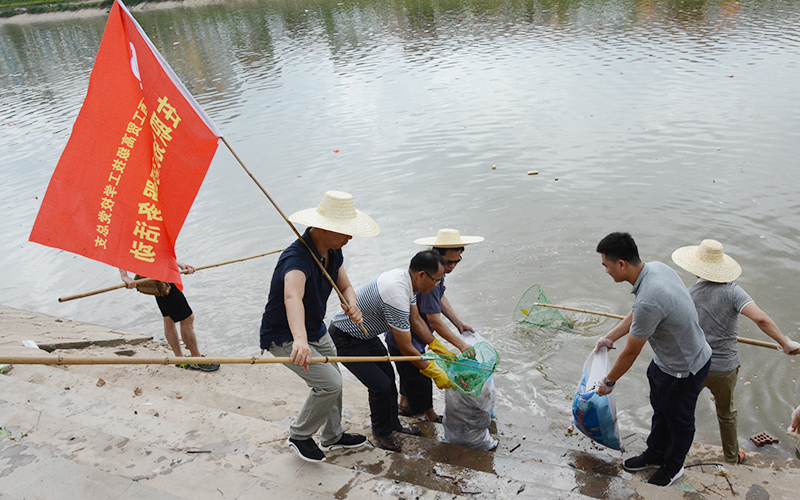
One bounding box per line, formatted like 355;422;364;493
2;0;799;459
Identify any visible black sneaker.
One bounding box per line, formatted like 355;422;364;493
181;355;220;372
287;437;326;462
185;362;220;372
623;452;663;471
320;433;367;451
647;465;684;487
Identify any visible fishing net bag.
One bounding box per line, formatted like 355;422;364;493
430;341;499;397
513;284;573;329
442;331;499;450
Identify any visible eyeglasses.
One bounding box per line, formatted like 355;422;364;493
424;271;441;286
444;256;462;266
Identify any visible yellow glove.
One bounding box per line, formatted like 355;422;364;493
428;338;455;358
420;362;451;390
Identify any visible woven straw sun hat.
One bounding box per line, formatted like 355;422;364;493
671;239;742;283
289;191;379;238
414;228;484;248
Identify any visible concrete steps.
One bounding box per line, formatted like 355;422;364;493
3;344;800;499
0;374;440;500
0;438;186;500
1;362;595;499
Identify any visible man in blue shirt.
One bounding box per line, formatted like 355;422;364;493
387;229;481;422
260;191;378;463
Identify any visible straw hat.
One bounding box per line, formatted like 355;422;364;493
289;191;379;238
414;228;484;248
671;239;742;283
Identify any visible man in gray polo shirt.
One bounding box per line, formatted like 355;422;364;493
672;239;800;464
594;232;711;487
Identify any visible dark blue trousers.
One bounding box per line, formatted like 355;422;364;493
645;358;711;472
329;326;402;437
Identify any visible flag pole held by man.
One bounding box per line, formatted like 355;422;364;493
259;191;379;462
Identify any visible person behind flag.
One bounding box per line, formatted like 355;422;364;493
328;250;453;452
30;0;221;291
594;232;711;488
386;229;481;423
259;191;378;463
120;262;219;372
671;239;800;464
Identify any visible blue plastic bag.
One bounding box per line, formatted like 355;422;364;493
572;347;624;451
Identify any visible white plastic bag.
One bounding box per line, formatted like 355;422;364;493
443;331;498;451
572;347;624;451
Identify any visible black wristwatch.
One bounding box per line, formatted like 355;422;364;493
603;377;616;387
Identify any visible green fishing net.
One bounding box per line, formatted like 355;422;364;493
427;341;499;397
513;284;574;329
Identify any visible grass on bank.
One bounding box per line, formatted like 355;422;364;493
0;0;161;18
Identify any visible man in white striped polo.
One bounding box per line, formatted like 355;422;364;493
328;250;453;452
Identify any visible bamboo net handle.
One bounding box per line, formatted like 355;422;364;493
531;302;625;320
0;355;423;366
58;249;284;302
530;302;793;352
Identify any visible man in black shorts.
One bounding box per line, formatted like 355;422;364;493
120;261;219;372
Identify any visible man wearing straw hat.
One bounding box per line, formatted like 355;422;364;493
594;232;711;487
386;229;482;422
671;239;800;464
328;250;453;452
259;191;378;462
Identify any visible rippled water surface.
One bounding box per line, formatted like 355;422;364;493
2;0;800;457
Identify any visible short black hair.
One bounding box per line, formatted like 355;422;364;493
433;246;465;256
410;250;445;274
596;232;641;265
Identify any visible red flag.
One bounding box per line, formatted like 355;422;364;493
29;0;220;288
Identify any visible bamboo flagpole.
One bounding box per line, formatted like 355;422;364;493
0;355;423;366
221;137;371;338
528;302;795;353
58;249;284;302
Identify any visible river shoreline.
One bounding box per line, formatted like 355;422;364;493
0;0;229;23
3;303;800;499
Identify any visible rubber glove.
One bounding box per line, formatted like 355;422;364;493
429;338;455;358
420;362;451;389
595;337;614;352
595;377;614;396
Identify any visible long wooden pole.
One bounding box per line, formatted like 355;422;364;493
528;302;795;353
58;249;284;302
0;355;423;366
222;137;371;338
531;302;625;320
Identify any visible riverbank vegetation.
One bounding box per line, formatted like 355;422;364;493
0;0;165;18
